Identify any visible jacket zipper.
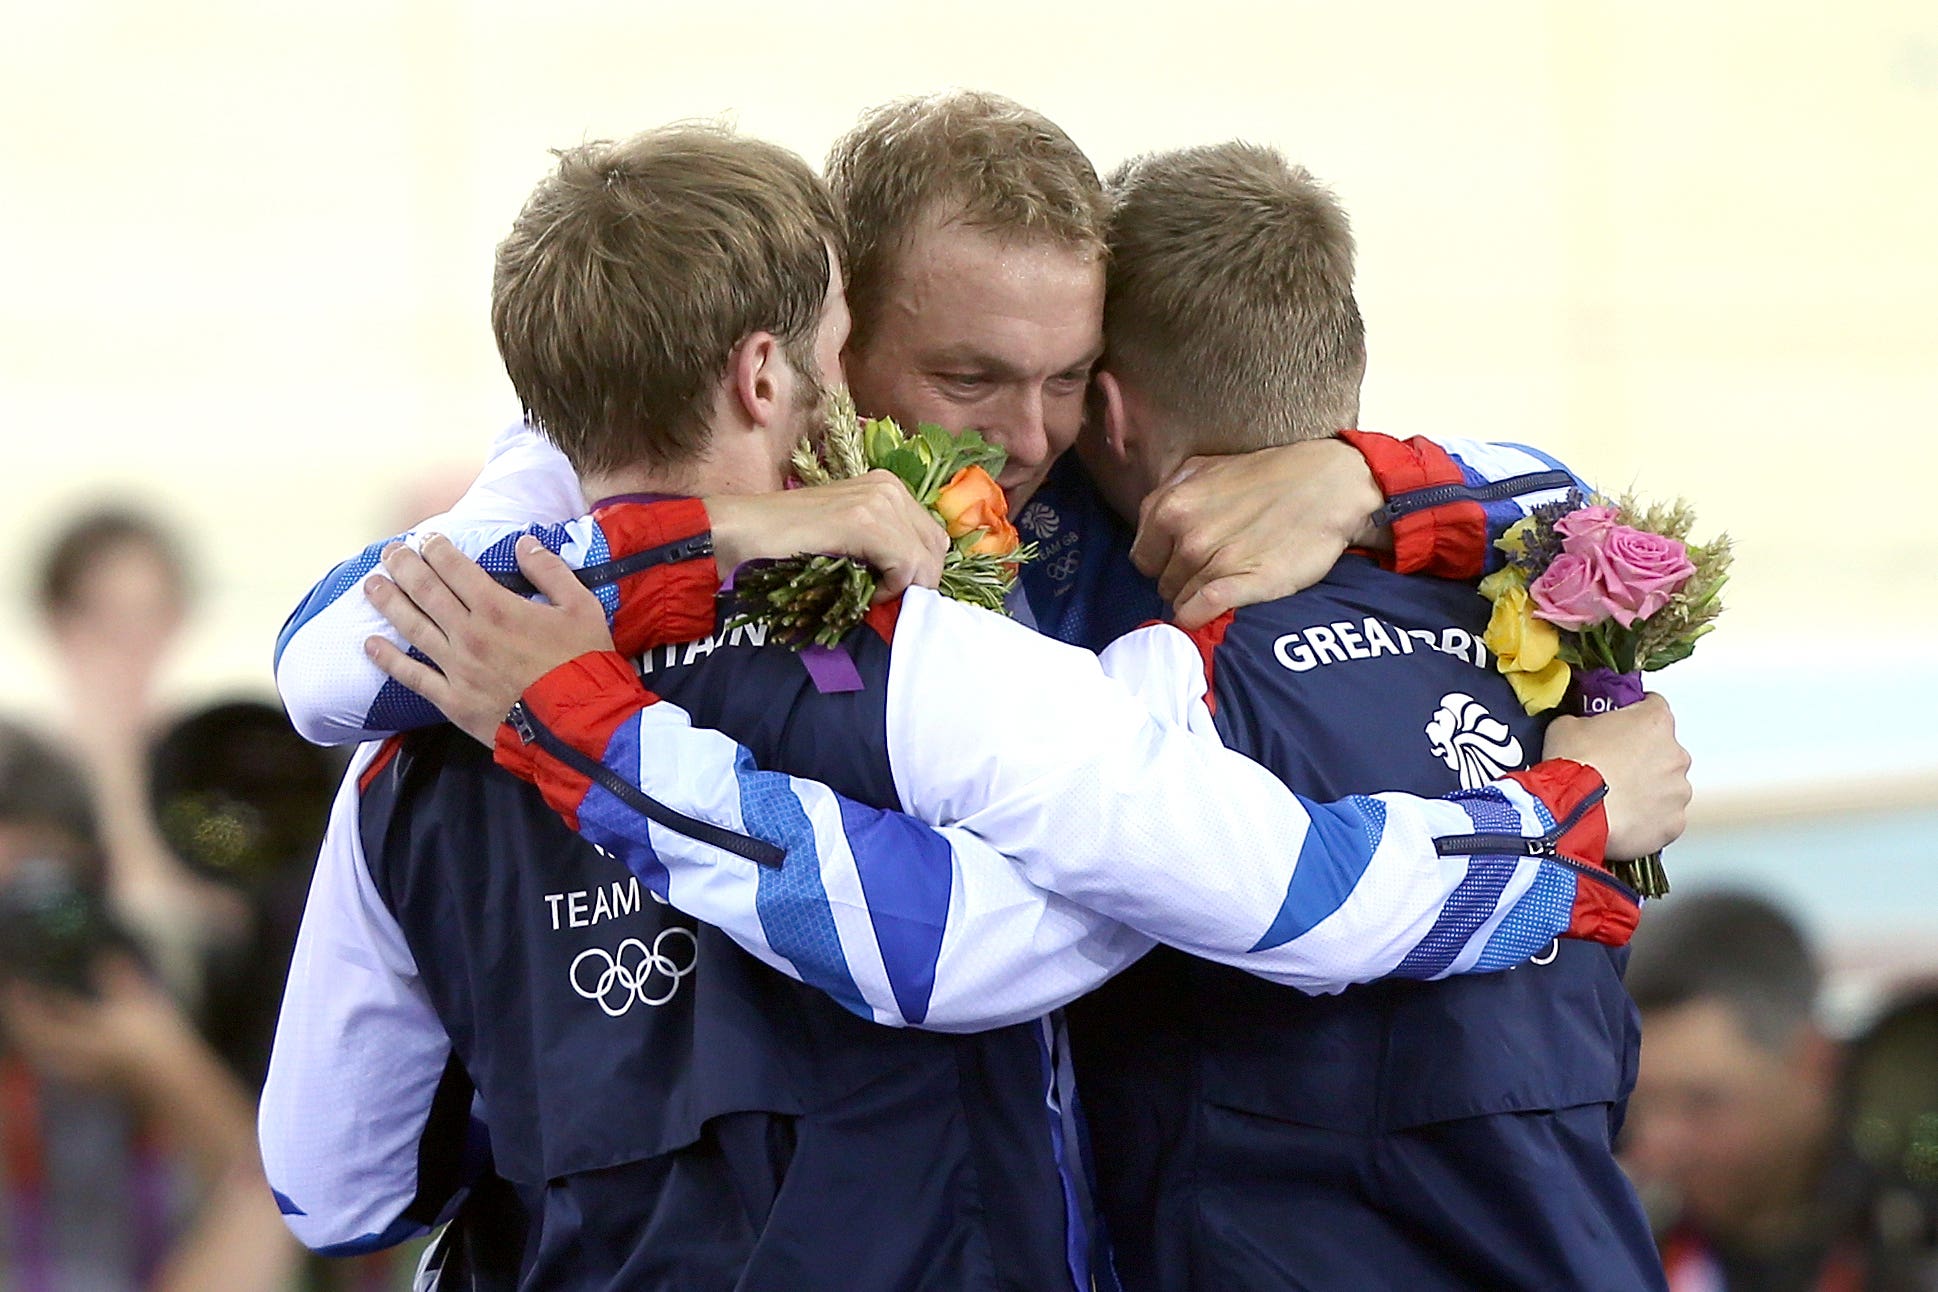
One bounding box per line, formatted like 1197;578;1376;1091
1433;783;1637;901
1375;469;1577;525
490;533;716;598
507;701;786;869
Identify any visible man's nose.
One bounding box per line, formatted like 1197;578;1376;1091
988;387;1050;469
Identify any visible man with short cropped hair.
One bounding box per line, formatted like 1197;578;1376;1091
1064;140;1668;1290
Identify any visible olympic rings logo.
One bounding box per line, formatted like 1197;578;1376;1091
569;927;699;1016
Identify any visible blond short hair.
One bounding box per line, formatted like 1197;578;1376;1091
1104;143;1366;453
826;90;1108;350
491;124;842;475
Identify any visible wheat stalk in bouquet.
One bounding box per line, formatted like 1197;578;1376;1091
725;392;1038;649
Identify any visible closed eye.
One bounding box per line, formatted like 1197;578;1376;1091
935;373;992;394
1048;367;1093;393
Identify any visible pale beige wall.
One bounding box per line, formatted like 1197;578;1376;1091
2;0;1933;794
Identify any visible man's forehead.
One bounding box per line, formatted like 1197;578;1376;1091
888;220;1103;368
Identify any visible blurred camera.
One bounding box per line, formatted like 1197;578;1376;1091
0;855;124;996
150;700;344;892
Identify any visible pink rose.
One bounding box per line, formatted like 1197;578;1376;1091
1528;552;1615;629
1554;505;1622;554
1583;525;1694;626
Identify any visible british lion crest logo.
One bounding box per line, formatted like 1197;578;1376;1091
1426;693;1525;790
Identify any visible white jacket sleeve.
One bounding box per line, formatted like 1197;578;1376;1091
882;591;1603;993
273;424;590;747
504;587;1616;1015
258;745;468;1254
500;650;1156;1033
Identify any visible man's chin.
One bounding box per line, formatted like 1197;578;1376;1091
1000;475;1046;513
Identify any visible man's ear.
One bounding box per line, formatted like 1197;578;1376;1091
1094;368;1135;464
727;332;785;428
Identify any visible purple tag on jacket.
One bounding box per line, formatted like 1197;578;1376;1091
800;644;865;694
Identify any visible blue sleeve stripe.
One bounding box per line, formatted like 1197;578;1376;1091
1389;789;1525;977
472;522;620;618
1249;796;1384;952
1392;858;1517;978
1475;864;1578;971
1479;496;1527;571
1451;786;1522;838
312;1215;429;1258
836;796;949;1025
363;669;445;735
274;538;393;667
574;720;672;903
734;749;872;1020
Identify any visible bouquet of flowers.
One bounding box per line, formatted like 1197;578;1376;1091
726;391;1037;649
1479;491;1732;898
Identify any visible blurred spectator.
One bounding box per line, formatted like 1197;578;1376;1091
32;506;238;990
1624;891;1938;1290
36;506;191;722
0;718;298;1291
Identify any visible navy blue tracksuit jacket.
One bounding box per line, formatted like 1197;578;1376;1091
1068;555;1665;1292
357;617;1086;1291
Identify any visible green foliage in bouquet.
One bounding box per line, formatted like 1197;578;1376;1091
725;392;1038;649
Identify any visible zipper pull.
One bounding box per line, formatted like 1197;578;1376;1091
1525;836;1557;858
506;700;538;745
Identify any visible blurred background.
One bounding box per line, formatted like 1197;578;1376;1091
0;0;1932;1286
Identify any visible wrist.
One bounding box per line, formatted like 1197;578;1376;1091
1320;437;1386;549
589;498;720;654
702;495;760;579
1505;758;1610;868
494;651;653;824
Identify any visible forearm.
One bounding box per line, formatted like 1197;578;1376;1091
498;652;1153;1031
151;1162;301;1292
889;591;1631;992
276;501;716;745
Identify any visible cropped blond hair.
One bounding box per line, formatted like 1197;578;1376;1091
1104;143;1366;452
826;90;1108;350
491;124;842;475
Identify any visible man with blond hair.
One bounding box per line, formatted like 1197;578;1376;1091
1064;141;1668;1291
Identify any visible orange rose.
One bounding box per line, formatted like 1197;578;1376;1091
933;466;1019;556
967;516;1021;558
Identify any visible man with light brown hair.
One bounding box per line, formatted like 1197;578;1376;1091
1103;143;1367;452
828;90;1111;513
491;128;845;480
1069;141;1667;1291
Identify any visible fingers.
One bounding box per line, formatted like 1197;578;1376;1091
379;541;472;634
420;534;513;611
515;536;596;612
364;570;447;658
363;634;453;710
853;472;947;598
1170;575;1240;631
1130;481;1184;580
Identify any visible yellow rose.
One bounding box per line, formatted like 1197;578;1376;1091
1482;580;1570;714
1495;517;1538;561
